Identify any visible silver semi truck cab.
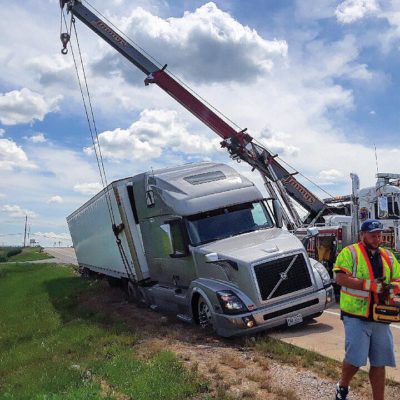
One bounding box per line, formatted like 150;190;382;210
68;162;334;336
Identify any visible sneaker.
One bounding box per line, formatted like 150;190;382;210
335;382;349;400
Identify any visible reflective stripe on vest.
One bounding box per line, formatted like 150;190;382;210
380;248;393;274
341;286;369;298
347;244;358;278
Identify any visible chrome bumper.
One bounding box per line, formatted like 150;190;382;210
213;285;335;337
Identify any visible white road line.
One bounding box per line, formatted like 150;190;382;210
324;310;400;330
324;310;341;317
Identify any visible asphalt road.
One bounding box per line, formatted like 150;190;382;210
43;247;78;265
44;247;400;382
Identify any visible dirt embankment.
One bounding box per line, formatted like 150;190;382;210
81;282;399;400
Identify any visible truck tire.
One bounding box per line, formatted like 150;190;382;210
81;267;95;280
107;277;122;288
197;295;214;331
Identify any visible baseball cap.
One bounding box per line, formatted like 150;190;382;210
360;219;384;233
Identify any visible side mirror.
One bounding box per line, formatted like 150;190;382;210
302;226;319;248
205;252;219;263
272;199;283;228
306;227;319;238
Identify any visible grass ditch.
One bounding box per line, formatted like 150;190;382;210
0;246;53;263
0;262;205;399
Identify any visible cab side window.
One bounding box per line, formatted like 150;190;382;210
169;220;188;257
160;220;189;257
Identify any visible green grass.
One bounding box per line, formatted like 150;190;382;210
0;247;19;262
7;247;53;262
0;262;203;400
0;247;13;257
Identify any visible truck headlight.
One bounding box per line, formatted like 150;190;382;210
216;290;247;314
313;262;331;287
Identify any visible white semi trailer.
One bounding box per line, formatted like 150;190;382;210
67;162;334;337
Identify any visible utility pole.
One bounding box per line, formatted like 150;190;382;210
23;215;28;248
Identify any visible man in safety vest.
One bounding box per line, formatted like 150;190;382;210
333;219;400;400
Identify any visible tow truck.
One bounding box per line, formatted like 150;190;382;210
59;1;400;295
60;1;336;336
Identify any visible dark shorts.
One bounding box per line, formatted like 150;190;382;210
343;316;396;367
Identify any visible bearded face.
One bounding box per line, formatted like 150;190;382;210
361;231;382;250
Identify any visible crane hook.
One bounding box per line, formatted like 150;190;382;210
60;32;70;55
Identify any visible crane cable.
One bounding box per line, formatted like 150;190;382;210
61;11;114;223
61;9;136;284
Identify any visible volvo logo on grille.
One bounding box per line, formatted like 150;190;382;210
266;254;299;300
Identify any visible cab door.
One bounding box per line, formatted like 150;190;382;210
141;216;196;289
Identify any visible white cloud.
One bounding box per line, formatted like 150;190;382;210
302;35;376;84
84;109;220;161
32;232;72;242
333;2;400;53
0;138;36;170
335;0;379;23
259;129;299;157
0;88;61;125
93;2;288;84
28;145;103;190
27;133;47;143
0;128;4;137
377;3;400;52
1;204;37;219
47;195;63;204
295;0;338;20
73;182;103;195
317;169;344;181
26;55;75;88
0;193;5;198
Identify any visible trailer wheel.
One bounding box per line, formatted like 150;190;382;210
197;295;214;331
81;267;94;280
107;277;122;288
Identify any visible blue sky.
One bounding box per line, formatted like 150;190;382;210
1;0;400;247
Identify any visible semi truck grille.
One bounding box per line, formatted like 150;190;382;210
254;253;312;301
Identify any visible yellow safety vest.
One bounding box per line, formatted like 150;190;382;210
333;242;400;318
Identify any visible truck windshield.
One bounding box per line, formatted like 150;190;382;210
186;201;273;246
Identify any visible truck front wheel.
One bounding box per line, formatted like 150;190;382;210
198;295;214;331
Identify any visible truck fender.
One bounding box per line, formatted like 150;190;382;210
308;258;329;290
189;278;254;323
189;287;213;324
